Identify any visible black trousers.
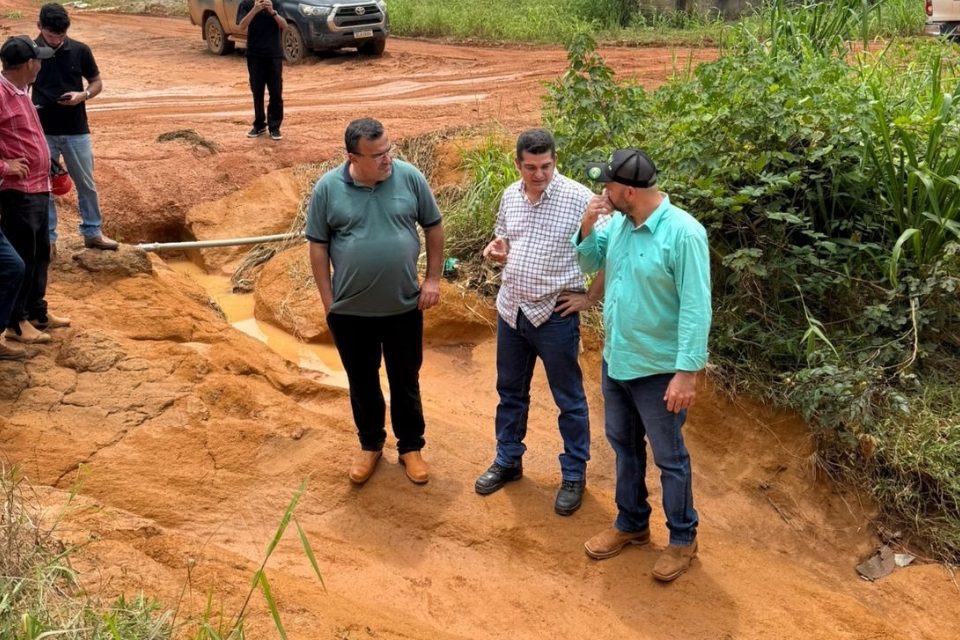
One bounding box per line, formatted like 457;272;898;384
246;55;283;131
326;309;426;454
0;190;49;327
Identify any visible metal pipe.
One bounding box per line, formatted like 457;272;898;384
137;233;304;252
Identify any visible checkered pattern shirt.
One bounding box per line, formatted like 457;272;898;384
495;172;601;329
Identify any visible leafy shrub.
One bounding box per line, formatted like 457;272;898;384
539;1;960;559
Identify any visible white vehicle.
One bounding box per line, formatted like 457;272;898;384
925;0;960;39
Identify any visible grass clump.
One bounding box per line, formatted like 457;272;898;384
1;466;322;639
0;463;172;639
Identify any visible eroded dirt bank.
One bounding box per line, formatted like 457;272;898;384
0;5;958;639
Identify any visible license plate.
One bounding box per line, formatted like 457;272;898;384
353;30;374;39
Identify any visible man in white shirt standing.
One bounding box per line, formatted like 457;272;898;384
476;128;606;516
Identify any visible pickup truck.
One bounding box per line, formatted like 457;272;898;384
187;0;389;63
925;0;960;40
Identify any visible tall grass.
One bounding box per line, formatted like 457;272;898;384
389;0;925;45
0;463;172;639
864;54;960;283
444;136;518;260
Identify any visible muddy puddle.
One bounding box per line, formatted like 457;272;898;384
168;259;352;389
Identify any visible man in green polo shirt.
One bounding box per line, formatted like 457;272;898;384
573;149;711;582
306;118;443;486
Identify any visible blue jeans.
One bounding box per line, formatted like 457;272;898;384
494;310;590;481
602;361;698;546
0;228;25;328
46;134;103;242
0;191;49;325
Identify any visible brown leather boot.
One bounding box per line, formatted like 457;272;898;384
83;234;119;250
584;527;650;560
652;539;698;582
349;449;382;485
399;451;429;484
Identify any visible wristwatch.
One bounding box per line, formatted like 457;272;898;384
83;90;90;100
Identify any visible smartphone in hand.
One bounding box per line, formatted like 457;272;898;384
58;93;72;102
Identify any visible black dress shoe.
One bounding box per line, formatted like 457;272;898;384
554;479;586;516
475;462;522;495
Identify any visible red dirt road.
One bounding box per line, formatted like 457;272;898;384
1;5;958;640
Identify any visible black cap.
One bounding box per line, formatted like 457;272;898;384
0;35;54;66
585;149;657;188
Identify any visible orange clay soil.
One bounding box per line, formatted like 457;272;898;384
0;5;957;639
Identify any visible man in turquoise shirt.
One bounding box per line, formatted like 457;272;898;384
572;149;711;582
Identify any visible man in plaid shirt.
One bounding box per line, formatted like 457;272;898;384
475;128;606;516
1;35;67;350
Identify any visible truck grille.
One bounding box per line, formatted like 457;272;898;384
333;4;384;28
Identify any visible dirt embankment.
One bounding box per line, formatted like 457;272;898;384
1;5;958;639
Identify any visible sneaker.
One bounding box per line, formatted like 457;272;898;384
652;539;698;582
0;337;25;360
474;462;522;495
29;313;71;330
554;479;585;516
247;127;267;138
269;129;282;141
5;321;50;344
584;527;651;560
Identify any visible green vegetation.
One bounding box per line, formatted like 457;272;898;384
442;0;960;560
0;466;322;639
389;0;925;45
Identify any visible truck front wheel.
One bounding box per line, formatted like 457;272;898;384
359;39;386;56
282;23;305;64
204;15;234;56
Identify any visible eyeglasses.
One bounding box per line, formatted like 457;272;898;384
353;145;393;161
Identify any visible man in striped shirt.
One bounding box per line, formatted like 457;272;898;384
1;35;66;348
475;128;606;516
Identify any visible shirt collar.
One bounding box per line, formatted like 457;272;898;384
340;160;393;188
519;171;561;204
37;35;71;53
0;72;27;96
639;194;671;233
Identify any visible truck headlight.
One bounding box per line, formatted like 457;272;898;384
376;0;386;11
299;4;331;17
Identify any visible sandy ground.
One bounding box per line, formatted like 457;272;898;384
1;4;959;639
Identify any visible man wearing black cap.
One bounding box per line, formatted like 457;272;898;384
0;35;67;346
573;149;711;582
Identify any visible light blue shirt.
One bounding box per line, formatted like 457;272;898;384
573;195;711;381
